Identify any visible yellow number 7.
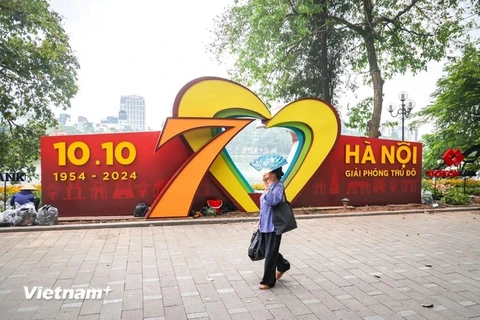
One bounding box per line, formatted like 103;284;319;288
147;118;253;218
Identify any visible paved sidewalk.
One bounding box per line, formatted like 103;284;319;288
3;206;478;233
0;211;479;320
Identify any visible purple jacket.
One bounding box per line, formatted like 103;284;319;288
259;181;284;233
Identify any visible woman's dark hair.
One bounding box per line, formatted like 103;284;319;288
272;167;284;180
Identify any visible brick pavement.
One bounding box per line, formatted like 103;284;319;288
0;211;479;320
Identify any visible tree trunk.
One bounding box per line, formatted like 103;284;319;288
363;0;383;138
316;0;331;103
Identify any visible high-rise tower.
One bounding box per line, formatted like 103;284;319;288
119;95;146;131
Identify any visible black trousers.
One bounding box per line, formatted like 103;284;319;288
260;232;290;287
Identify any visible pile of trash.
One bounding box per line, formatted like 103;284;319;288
35;205;59;225
421;190;440;208
421;190;434;205
0;203;58;226
188;200;238;218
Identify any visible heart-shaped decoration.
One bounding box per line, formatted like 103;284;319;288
173;77;340;211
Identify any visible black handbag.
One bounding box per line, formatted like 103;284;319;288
272;191;297;235
248;229;265;261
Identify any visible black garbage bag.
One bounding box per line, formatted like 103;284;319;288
221;202;238;214
36;205;59;225
134;202;149;217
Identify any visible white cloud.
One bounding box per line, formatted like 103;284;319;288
50;0;229;128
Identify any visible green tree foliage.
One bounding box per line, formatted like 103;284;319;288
344;97;373;136
210;0;476;138
0;0;79;179
415;43;480;171
210;0;349;105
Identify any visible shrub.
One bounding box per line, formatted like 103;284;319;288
471;187;480;196
444;189;472;205
422;179;434;192
422;178;480;198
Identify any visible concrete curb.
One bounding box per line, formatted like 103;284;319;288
0;206;478;233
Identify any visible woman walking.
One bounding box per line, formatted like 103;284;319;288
258;167;291;290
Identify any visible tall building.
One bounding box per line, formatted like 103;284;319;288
75;116;93;132
57;113;71;125
120;95;146;131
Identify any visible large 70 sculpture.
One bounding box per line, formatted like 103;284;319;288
146;77;340;218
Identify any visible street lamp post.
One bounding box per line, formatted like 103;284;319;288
387;91;416;141
0;120;6;211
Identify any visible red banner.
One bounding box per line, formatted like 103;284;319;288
40;132;421;217
294;136;422;207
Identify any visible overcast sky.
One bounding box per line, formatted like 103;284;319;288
49;0;461;136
